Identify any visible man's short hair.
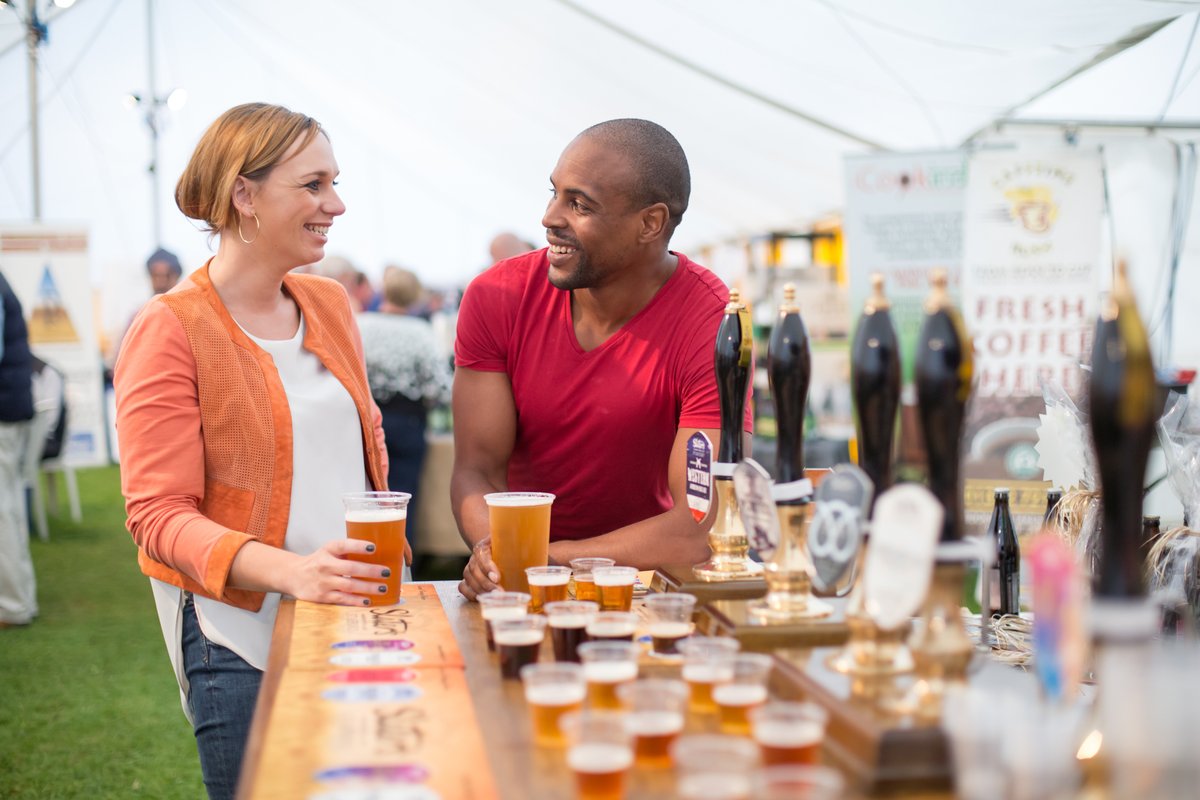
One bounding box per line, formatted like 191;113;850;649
579;119;690;237
146;247;182;277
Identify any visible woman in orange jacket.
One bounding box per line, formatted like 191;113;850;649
115;103;405;800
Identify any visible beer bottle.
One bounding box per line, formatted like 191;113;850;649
1043;488;1063;530
851;273;900;513
987;488;1019;617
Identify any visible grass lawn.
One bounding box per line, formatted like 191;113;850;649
0;465;204;799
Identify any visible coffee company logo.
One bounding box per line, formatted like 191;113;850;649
1003;186;1058;234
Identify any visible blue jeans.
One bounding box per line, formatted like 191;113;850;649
182;596;263;800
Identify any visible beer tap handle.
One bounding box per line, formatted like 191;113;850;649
714;288;752;467
851;273;901;514
768;284;811;494
1089;261;1156;599
914;269;973;543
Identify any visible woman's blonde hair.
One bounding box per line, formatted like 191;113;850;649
175;102;323;234
383;266;423;309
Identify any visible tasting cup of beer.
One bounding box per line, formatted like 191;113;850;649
484;492;554;594
671;734;760;800
755;765;844;800
713;653;774;736
749;702;828;767
615;679;688;769
677;636;740;714
643;593;696;658
577;640;640;711
545;600;599;663
341;491;410;605
569;557;615;604
493;614;547;680
478;590;531;652
559;711;635;800
585;611;639;643
592;566;637;612
525;565;572;613
520;662;586;748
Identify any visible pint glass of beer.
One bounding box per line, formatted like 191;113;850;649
585;611;638;643
677;636;740;714
749;702;828;767
545;600;599;663
493;615;546;680
341;491;410;605
520;662;586;747
484;492;555;594
672;735;760;800
712;653;774;735
577;640;640;710
592;566;637;612
615;679;688;768
570;558;615;604
560;711;634;800
478;590;531;652
643;593;696;658
525;566;571;613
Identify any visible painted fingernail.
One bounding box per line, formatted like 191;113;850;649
378;585;387;593
381;569;392;578
362;598;370;606
488;572;499;581
365;544;376;553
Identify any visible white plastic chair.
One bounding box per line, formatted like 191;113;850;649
21;363;79;540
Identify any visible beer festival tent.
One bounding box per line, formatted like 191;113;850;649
0;0;1198;366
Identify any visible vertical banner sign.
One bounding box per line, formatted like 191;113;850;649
960;150;1102;529
685;432;713;523
1;225;108;467
843;150;968;383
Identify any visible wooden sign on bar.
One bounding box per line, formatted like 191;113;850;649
651;564;767;603
697;597;853;651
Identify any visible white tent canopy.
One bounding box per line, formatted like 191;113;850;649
2;0;1199;338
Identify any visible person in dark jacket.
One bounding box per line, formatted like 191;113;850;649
0;269;37;628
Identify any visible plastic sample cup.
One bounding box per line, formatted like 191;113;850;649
478;590;530;652
677;636;741;714
577;640;640;711
713;653;774;736
560;711;634;800
570;558;615;604
545;600;599;663
643;592;696;658
749;702;828;767
592;566;637;612
526;565;572;614
521;662;586;747
585;611;639;643
493;614;547;680
616;679;688;768
672;734;760;800
342;491;410;605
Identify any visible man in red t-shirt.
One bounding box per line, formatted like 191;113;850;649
452;119;750;600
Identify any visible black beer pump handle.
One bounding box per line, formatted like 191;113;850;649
768;284;811;490
914;270;973;543
851;273;901;507
1089;262;1157;599
714;288;751;465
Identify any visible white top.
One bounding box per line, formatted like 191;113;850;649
151;314;372;717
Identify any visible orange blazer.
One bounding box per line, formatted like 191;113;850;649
114;264;388;612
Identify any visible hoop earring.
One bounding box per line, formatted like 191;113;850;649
237;213;260;245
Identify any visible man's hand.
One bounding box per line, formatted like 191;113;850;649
458;536;501;601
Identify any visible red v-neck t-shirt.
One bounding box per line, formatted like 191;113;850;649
455;249;749;542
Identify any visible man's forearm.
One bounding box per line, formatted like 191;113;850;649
450;469;505;548
548;509;710;569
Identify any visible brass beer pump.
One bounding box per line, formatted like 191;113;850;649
749;285;830;619
907;270;976;718
694;289;761;580
830;274;909;674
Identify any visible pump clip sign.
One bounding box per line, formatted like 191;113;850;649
685;432;713;522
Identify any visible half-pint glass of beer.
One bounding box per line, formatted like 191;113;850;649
749;702;828;767
677;636;740;714
525;566;571;613
592;566;637;612
616;679;688;768
570;558;615;604
545;600;599;663
485;492;554;594
478;590;530;652
712;653;774;736
560;711;634;800
672;734;760;800
493;615;546;680
578;640;640;710
521;662;586;747
643;592;696;658
342;491;410;605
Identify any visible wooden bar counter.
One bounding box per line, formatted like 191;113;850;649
240;582;948;799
